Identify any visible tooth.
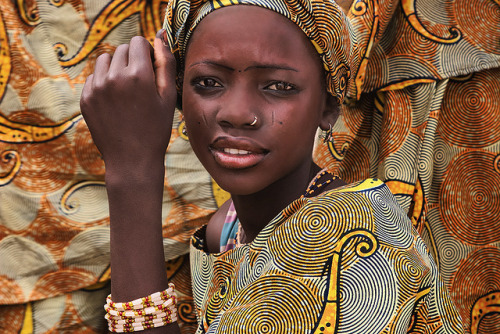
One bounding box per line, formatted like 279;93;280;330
223;148;251;155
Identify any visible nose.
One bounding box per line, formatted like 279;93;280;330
216;84;260;129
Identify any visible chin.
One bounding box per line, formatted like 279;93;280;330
211;172;268;197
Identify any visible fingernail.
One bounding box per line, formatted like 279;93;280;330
156;29;164;39
156;29;169;47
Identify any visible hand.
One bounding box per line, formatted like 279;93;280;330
80;32;177;172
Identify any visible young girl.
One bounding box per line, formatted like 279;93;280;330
80;0;463;332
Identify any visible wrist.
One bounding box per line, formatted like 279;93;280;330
104;161;165;230
104;160;165;188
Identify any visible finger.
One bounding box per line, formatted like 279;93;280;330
153;30;177;102
93;53;111;87
82;74;94;96
128;36;154;74
80;74;94;115
109;43;130;73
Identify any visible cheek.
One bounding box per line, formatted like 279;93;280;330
181;98;207;148
272;98;323;133
182;91;209;128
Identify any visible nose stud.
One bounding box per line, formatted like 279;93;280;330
249;116;258;126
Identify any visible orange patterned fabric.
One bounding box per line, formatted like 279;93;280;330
344;0;500;100
314;1;500;333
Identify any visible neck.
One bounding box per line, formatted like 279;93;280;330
231;162;321;243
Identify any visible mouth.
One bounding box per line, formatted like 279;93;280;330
210;137;268;169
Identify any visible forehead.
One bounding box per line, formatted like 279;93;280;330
185;6;321;68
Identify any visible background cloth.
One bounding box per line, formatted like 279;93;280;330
314;1;500;333
0;0;498;333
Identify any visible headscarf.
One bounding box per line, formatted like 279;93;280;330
163;0;359;103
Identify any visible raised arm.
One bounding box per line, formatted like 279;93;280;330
80;32;180;333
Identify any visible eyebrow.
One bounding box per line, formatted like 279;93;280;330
188;61;234;71
244;64;298;72
188;61;298;72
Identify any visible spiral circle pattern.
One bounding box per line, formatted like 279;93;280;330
440;150;500;245
451;248;500;332
342;97;374;139
384;17;438;61
339;252;397;334
379;90;412;161
366;186;413;248
327;134;370;184
453;0;500;54
268;193;374;276
434;228;471;280
439;70;500;148
218;274;321;333
14;135;75;193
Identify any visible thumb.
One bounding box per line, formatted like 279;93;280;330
153;29;177;103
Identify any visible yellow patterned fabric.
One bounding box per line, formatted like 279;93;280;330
190;179;464;333
163;0;360;102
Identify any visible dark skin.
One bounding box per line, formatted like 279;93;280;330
81;6;342;333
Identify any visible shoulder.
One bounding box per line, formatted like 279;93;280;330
289;178;403;231
309;178;409;229
270;179;387;246
263;178;417;271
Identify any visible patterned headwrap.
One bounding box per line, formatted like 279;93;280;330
163;0;359;103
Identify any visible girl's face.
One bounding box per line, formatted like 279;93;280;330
182;6;336;195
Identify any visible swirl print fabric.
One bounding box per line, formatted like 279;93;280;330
313;1;500;333
0;1;209;332
190;179;463;333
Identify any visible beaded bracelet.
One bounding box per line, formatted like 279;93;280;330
108;315;176;326
104;283;178;333
108;316;178;332
106;311;172;323
106;284;176;311
106;300;176;318
106;309;176;325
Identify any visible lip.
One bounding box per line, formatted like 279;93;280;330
210;136;268;169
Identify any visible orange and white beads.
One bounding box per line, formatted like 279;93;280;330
104;283;178;332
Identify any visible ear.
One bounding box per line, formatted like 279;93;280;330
319;94;340;131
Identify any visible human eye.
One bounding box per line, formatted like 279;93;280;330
193;77;223;89
265;81;297;93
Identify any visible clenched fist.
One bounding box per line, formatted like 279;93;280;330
80;32;177;173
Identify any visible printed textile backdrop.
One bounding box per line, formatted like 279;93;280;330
0;1;219;332
315;0;500;333
0;0;498;333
